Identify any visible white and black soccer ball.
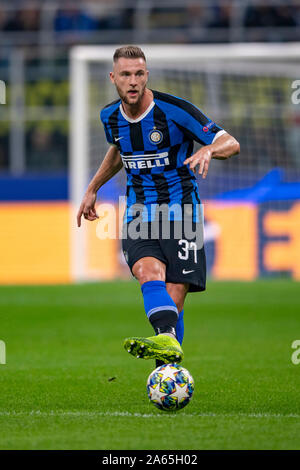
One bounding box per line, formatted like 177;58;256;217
147;364;194;411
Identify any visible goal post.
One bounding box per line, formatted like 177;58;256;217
69;43;300;282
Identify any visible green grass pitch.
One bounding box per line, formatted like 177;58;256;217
0;280;299;450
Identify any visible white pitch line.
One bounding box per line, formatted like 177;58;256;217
0;411;299;419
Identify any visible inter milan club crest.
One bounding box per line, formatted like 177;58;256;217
149;129;163;144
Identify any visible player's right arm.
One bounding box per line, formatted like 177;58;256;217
77;145;123;227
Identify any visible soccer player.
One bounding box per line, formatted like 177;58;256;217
77;46;240;366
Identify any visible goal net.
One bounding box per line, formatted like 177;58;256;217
70;44;300;282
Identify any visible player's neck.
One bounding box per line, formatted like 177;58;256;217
121;88;153;120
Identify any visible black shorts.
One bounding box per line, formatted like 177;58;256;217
122;220;206;293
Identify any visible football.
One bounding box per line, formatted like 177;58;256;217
147;364;194;411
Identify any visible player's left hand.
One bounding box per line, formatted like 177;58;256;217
184;147;212;179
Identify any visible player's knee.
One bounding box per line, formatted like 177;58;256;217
132;258;165;285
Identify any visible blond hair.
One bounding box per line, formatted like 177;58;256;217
113;45;146;63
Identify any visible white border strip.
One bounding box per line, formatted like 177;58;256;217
0;410;299;419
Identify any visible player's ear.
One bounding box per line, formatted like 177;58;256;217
109;71;115;84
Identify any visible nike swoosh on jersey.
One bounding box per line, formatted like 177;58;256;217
115;136;124;141
182;269;195;274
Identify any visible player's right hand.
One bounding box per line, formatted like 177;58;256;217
77;191;99;227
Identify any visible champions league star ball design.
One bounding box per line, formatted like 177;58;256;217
147;364;194;411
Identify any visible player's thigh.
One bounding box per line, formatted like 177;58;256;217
166;282;189;312
122;228;167;285
132;257;166;285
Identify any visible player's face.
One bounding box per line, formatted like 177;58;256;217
110;58;149;106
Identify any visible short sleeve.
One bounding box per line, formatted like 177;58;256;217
100;109;114;145
171;98;225;146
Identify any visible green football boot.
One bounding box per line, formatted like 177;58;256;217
124;334;184;364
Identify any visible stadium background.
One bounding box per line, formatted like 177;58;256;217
0;0;300;284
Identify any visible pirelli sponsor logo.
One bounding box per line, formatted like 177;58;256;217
121;152;169;170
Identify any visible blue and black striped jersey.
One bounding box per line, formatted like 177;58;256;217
100;90;225;222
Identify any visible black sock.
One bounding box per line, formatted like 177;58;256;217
156;359;165;368
149;310;178;337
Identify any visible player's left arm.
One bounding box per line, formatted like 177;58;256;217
169;97;240;179
184;132;240;179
